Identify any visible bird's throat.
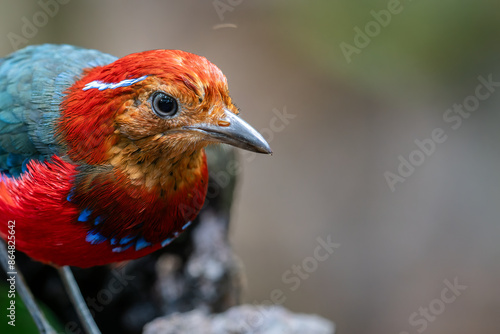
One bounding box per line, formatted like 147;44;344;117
107;136;206;193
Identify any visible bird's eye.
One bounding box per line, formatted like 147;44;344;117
151;92;178;118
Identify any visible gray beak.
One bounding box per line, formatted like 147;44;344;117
185;109;272;154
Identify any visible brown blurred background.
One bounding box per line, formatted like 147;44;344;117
1;1;500;333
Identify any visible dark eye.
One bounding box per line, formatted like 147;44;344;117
151;92;178;118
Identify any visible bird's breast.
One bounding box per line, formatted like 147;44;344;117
71;149;208;245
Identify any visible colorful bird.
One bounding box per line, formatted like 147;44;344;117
0;44;271;333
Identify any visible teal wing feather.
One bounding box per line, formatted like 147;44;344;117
0;44;117;176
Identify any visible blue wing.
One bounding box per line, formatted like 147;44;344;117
0;44;117;176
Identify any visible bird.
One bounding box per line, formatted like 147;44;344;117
0;44;271;333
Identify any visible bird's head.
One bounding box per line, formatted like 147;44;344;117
59;50;271;189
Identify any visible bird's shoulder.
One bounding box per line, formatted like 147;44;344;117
0;44;117;175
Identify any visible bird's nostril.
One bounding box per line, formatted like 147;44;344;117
217;120;230;127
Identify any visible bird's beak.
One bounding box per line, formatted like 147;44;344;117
184;109;272;154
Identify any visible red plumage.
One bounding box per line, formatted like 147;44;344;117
0;155;207;267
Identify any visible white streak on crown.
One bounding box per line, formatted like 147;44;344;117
83;75;148;91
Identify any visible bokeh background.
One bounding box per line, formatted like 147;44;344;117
1;1;500;333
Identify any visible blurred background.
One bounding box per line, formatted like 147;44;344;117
1;1;500;333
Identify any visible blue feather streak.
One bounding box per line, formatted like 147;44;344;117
66;187;75;202
161;238;173;247
78;208;92;222
94;216;103;226
182;221;192;230
112;244;133;253
135;237;152;251
119;235;135;245
85;230;107;245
